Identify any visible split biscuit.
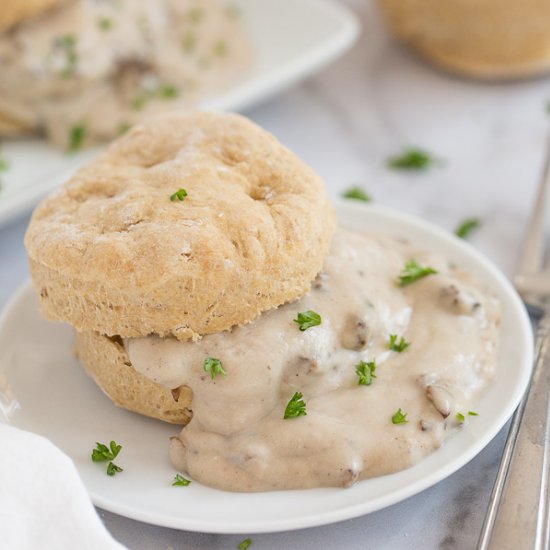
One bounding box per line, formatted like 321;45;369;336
25;111;336;340
75;330;193;424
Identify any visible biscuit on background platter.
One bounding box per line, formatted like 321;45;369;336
378;0;550;79
0;0;65;31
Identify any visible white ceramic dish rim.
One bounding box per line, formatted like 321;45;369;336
0;201;533;534
0;0;359;227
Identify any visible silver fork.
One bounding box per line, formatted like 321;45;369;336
477;142;550;549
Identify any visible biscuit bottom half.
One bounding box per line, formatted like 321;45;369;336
75;330;193;425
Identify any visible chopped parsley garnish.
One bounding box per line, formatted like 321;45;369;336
172;474;192;486
159;84;178;99
213;40;228;57
117;121;131;135
203;357;226;379
398;260;437;287
455;218;481;239
98;17;113;31
456;412;465;423
132;84;179;110
67;123;86;153
294;310;322;331
170;188;188;201
107;462;123;476
391;408;408;424
283;392;307;419
468;411;479;416
187;7;204;23
237;539;252;550
54;34;78;77
387;148;436;171
91;440;123;476
342;186;371;202
182;30;197;53
389;334;410;352
356;360;376;386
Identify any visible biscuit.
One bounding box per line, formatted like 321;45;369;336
0;0;65;31
378;0;550;79
75;330;193;424
25;112;336;340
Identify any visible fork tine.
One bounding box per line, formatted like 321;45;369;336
515;139;550;278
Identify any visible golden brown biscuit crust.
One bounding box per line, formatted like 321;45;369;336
25;112;335;339
378;0;550;79
75;330;193;424
0;0;66;31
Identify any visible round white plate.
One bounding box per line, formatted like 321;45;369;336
0;201;533;534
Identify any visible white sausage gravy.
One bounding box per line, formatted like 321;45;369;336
0;0;251;148
126;227;500;492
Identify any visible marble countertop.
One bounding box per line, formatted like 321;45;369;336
1;1;548;548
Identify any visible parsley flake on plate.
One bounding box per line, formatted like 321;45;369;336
294;310;321;331
342;186;371;202
91;440;123;476
356;360;376;386
170;188;188;202
387;148;437;171
398;260;437;287
456;412;465;423
283;392;307;419
107;462;123;476
468;411;479;416
391;408;408;425
203;357;226;379
389;334;410;353
237;538;252;550
172;473;192;486
455;218;481;239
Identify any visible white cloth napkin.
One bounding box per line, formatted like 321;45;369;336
0;424;126;550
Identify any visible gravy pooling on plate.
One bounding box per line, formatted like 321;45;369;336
126;227;500;492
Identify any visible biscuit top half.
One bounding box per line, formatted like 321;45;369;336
25;112;336;340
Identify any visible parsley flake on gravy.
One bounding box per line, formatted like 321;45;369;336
172;473;192;486
389;334;410;352
91;440;123;476
392;408;408;424
284;392;307;419
54;34;78;77
237;539;252;550
170;188;188;201
294;310;322;331
398;259;437;287
98;17;113;31
455;218;481;239
387;148;437;170
356;360;376;386
203;357;226;379
342;186;371;202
